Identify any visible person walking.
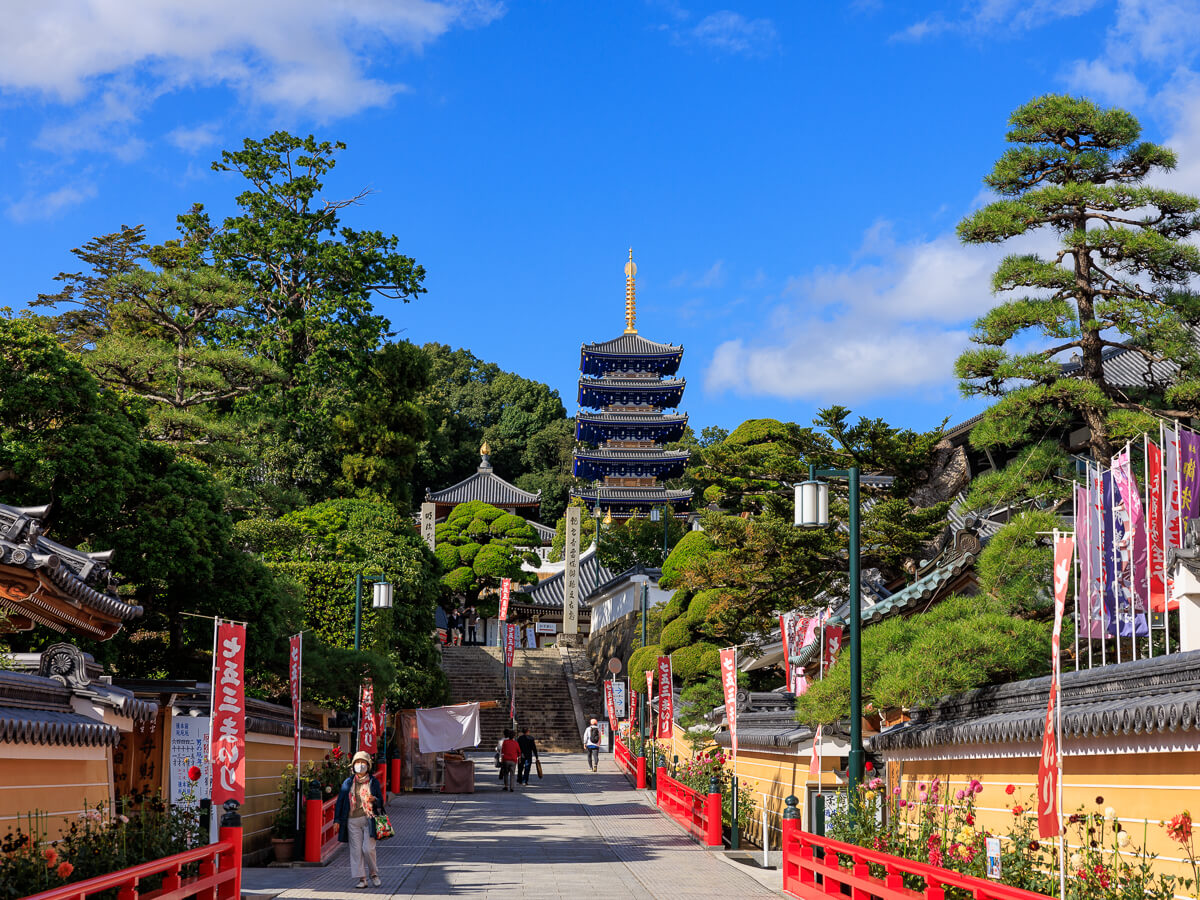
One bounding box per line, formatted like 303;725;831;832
446;607;460;646
516;726;539;785
334;751;385;889
583;717;602;772
497;728;521;791
466;607;479;645
457;607;468;646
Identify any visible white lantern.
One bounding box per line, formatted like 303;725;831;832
372;580;393;609
795;480;830;528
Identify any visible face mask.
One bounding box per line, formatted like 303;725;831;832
354;763;368;774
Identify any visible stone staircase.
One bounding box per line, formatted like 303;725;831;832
440;645;581;752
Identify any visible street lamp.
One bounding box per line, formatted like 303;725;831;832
649;505;671;562
794;466;863;797
354;574;392;759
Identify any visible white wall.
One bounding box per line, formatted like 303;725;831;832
588;579;671;633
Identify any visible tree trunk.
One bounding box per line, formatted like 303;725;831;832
1073;240;1114;465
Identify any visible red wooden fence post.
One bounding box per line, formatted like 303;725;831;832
304;787;324;863
780;794;800;895
656;766;665;808
217;801;243;900
636;755;646;789
704;775;723;847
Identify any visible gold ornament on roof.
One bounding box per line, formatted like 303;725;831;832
624;248;638;334
480;441;491;456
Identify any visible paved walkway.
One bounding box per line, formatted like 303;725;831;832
243;752;781;899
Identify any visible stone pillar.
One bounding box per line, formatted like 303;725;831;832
1170;555;1200;652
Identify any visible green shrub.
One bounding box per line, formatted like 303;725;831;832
659;530;714;589
662;589;690;623
686;589;721;626
628;644;663;683
977;509;1058;616
659;616;694;654
672;641;720;682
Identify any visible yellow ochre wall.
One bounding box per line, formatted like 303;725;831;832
891;752;1200;897
0;748;112;840
241;732;334;853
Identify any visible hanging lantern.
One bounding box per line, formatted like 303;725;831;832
795;480;829;528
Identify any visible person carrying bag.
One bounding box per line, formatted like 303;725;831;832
334;751;387;889
583;717;602;773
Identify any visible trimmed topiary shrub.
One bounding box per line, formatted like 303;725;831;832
671;641;720;682
628;644;663;683
659;616;694;654
662;589;690;624
686;589;721;627
659;530;714;589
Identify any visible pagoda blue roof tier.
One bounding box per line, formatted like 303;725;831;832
572;448;690;481
578;377;685;410
576;411;688;444
580;333;684;377
571;487;694;515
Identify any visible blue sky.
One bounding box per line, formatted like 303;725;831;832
4;1;1200;436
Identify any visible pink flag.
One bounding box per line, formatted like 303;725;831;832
656;656;673;739
289;633;302;775
1086;465;1106;638
1113;447;1149;634
504;623;517;667
211;622;247;808
1147;439;1168;612
720;648;738;758
1166;426;1184;548
780;612;810;696
1182;428;1200;521
499;577;511;621
808;725;822;781
1037;533;1074;839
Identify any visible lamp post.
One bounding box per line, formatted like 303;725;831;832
794;467;863;796
650;506;671;563
353;574;393;755
630;572;651;745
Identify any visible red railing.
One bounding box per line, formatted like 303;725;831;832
655;766;722;847
781;823;1049;900
23;825;241;900
304;794;339;864
614;735;636;782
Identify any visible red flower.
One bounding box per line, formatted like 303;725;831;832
42;847;57;865
1165;811;1194;844
1005;784;1016;795
56;861;74;880
187;765;202;782
1012;805;1024;816
864;761;874;772
965;814;975;825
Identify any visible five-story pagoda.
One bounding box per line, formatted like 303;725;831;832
571;251;693;521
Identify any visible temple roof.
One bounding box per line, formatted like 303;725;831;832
572;487;693;508
578;377;686;409
0;503;142;640
573;448;690;463
578;376;685;391
426;449;540;508
576;411;689;425
581;333;684;366
520;546;621;609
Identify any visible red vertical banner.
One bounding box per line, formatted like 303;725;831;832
288;633;302;775
821;626;843;676
630;690;639;727
719;648;738;758
510;679;516;722
499;577;511;621
210;622;247;809
655;656;673;739
807;724;822;781
375;701;386;755
504;623;517;666
604;679;616;728
1038;533;1074;839
1147;439;1169;612
358;680;377;755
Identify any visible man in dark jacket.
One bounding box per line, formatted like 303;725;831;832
516;727;539;785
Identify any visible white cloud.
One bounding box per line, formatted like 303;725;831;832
7;182;97;222
704;222;1057;402
695;260;726;288
893;0;1101;41
687;11;777;56
1063;59;1146;106
0;1;505;118
166;122;223;154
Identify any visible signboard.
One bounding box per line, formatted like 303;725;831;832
604;679;616;727
535;622;557;634
505;623;517;666
526;625;537;649
720;647;738;758
655;656;673;739
1037;533;1074;839
612;679;627;719
209;622;246;810
358;680;377;755
563;507;581;634
986;836;1002;879
420;502;436;551
499;577;511;621
169;715;211;810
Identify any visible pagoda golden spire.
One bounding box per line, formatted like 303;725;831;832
623;248;638;334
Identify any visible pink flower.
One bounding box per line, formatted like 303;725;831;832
956;790;966;800
919;792;928;803
898;799;907;808
893;787;901;796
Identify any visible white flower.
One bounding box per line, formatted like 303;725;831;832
1070;852;1082;868
1117;830;1130;848
1105;806;1116;820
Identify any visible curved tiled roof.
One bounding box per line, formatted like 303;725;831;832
572;487;693;504
523;549;618;609
427;466;540;507
870;648;1200;752
0;707;120;747
581;334;683;356
574;449;690;462
578;377;686;392
576;412;689;425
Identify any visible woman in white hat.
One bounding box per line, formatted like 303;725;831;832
334;750;386;888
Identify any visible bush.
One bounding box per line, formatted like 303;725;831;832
662;589;690;623
686;589;720;627
672;641;720;682
659;616;694;654
628;644;663;683
977;509;1058;616
659;531;714;589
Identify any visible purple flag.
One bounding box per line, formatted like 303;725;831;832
1077;482;1104;639
1180;428;1200;521
1111;451;1150;638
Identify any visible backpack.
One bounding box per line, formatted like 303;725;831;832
586;725;600;745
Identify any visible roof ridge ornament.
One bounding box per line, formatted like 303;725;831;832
624;248;637;334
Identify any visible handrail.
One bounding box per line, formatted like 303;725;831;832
22;828;241;900
781;822;1049;900
614;735;636;781
654;767;722;847
304;793;340;864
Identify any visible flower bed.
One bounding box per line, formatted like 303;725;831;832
826;777;1197;900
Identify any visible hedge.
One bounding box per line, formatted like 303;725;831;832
628;644;663;684
659;616;694;654
662;589;690;624
659;530;714;589
672;641;721;682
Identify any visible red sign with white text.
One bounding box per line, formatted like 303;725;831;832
1037;533;1074;839
656;656;673;739
289;633;302;775
499;578;511;621
604;679;616;728
505;623;517;666
1148;439;1168;612
630;690;639;727
822;625;843;676
358;681;377;755
210;622;246;808
720;648;738;758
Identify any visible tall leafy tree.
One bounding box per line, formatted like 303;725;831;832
956;94;1200;464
